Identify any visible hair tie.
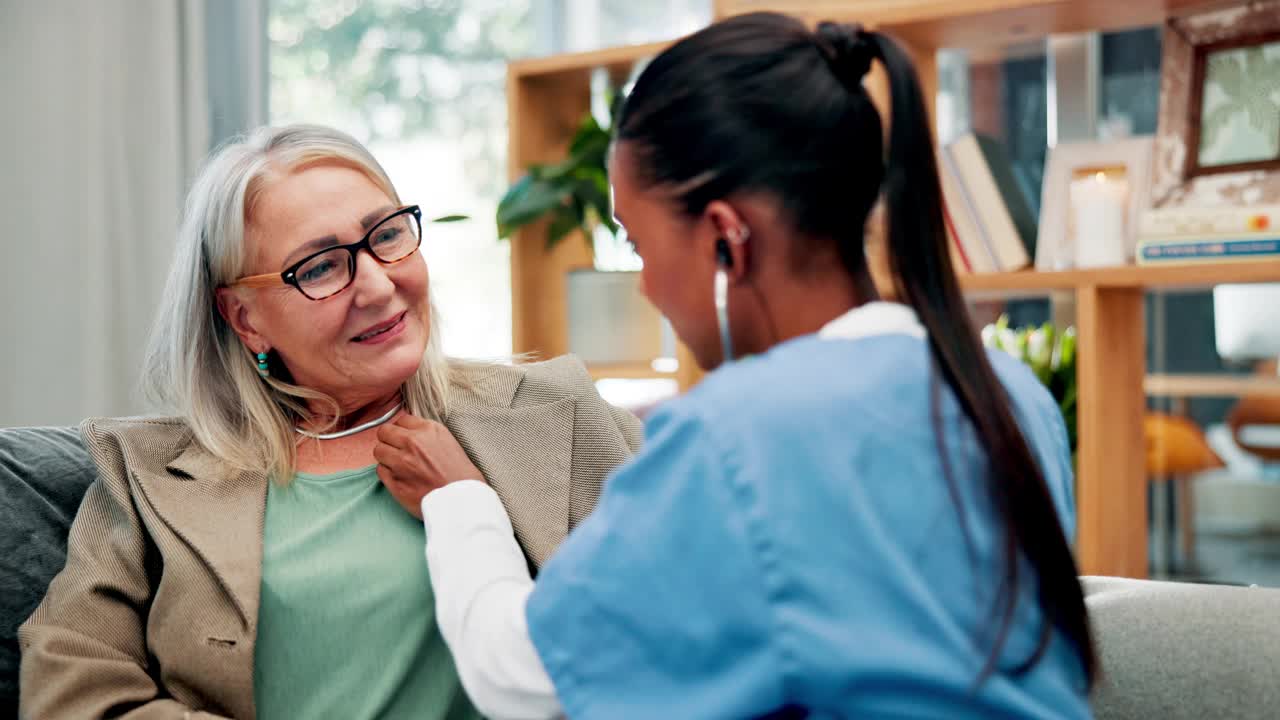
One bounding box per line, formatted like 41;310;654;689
814;22;878;91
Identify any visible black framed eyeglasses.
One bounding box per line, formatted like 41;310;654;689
230;205;423;300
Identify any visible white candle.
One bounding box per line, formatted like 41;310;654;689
1072;172;1129;268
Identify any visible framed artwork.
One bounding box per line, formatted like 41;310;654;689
1151;1;1280;208
1036;138;1155;270
1187;30;1280;178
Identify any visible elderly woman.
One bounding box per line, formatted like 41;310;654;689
19;125;640;719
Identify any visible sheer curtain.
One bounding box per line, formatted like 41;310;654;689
0;0;265;427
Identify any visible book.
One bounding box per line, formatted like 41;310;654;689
937;149;998;273
945;133;1036;271
1140;206;1280;239
1136;236;1280;265
975;134;1039;260
942;204;974;273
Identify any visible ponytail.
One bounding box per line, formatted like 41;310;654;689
865;28;1097;686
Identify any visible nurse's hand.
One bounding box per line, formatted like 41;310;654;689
374;413;486;519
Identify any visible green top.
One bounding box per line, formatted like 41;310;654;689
254;465;480;720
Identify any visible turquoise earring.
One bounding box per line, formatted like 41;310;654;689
256;351;270;378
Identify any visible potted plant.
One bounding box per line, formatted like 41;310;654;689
982;315;1078;454
495;93;619;251
496;88;668;369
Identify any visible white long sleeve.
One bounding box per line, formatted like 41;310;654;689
421;481;563;720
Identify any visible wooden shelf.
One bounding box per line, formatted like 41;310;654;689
510;40;671;80
716;0;1243;49
960;259;1280;296
1145;374;1280;398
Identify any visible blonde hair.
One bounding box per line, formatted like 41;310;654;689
143;124;458;480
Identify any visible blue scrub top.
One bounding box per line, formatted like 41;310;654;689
526;331;1090;719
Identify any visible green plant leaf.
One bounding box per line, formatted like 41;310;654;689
1027;326;1053;383
1060;382;1077;413
574;169;618;237
430;214;469;223
545;200;585;250
495;89;625;250
537;154;579;181
568;113;608;156
1013;330;1030;364
496;174;572;238
982;315;1079;453
534;117;609;183
1058;327;1077;367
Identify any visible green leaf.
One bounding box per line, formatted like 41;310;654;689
496;174;572;238
1058;327;1077;367
568;113;608;156
532;117;609;183
495;89;625;250
545;201;585;250
430;214;469;223
1060;382;1077;414
1013;330;1030;364
574;170;618;237
1027;326;1053;382
537;155;579;181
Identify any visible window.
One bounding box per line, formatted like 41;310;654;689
553;0;710;53
270;0;536;359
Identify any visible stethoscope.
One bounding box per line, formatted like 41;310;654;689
714;226;750;363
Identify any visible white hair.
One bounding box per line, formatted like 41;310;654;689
143;124;458;481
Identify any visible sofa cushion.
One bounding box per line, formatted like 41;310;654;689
1086;575;1280;720
0;426;97;717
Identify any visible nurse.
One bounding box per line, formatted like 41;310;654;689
380;11;1096;719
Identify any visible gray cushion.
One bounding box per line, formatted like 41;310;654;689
0;426;97;718
1086;575;1280;719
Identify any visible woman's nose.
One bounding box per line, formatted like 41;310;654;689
350;250;396;307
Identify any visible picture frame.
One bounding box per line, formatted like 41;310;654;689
1036;137;1155;271
1151;1;1280;208
1186;29;1280;179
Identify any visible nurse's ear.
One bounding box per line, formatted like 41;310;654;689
704;200;750;283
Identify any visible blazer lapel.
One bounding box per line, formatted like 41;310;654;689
445;366;575;568
128;442;267;630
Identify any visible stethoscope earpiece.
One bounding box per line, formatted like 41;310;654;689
714;225;749;363
715;238;734;269
715;226;749;269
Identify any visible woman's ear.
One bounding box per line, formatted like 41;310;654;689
215;287;269;353
704;200;751;282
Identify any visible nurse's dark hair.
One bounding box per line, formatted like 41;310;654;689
616;12;1095;688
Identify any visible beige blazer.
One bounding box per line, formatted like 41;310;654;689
19;356;642;720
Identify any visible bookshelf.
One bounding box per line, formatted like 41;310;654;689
1145;373;1280;398
962;260;1280;294
506;0;1273;579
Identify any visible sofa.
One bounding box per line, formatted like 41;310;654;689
3;425;1279;719
1;427;97;719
